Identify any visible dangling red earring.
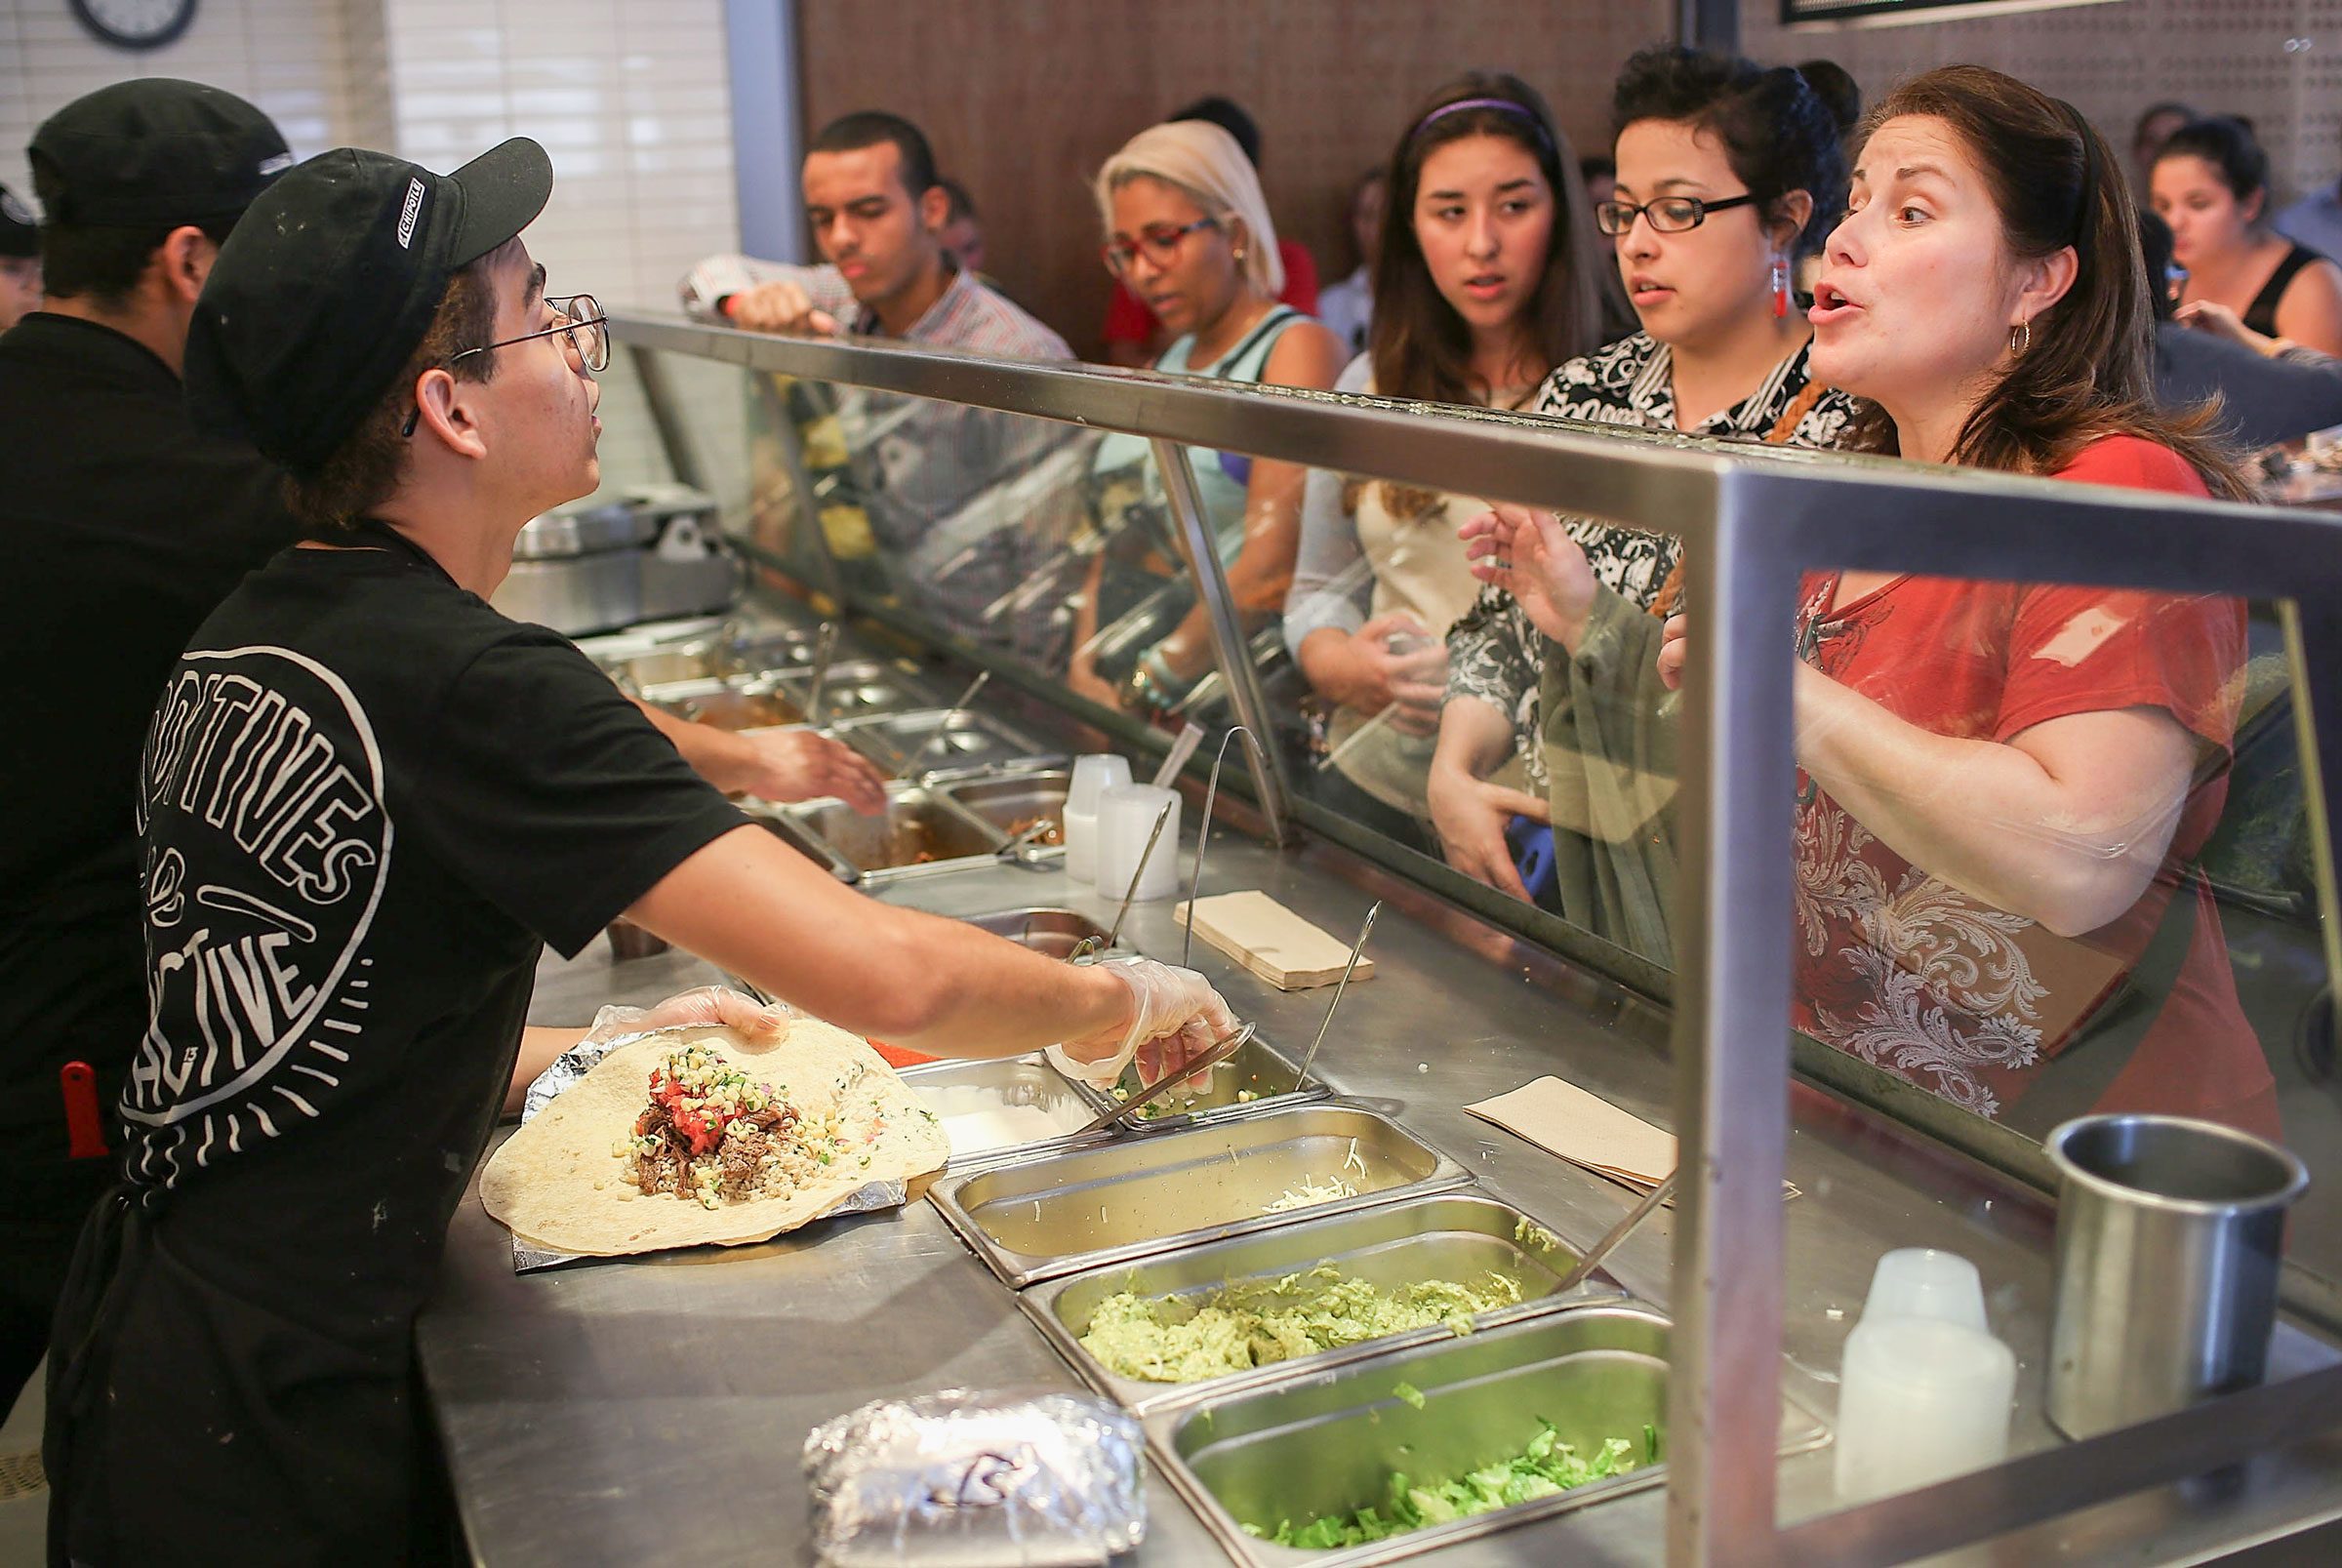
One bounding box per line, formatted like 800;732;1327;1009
1771;260;1791;319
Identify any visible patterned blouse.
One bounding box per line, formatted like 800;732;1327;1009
1443;331;1862;784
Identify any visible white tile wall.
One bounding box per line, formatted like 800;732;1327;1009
378;0;749;505
0;0;752;511
0;0;368;202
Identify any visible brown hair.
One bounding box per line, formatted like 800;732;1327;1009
1368;71;1630;411
285;259;501;530
1845;66;2250;500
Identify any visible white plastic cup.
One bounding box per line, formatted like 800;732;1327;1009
1063;754;1131;886
1834;1315;2016;1503
1863;1248;1988;1333
1097;783;1180;903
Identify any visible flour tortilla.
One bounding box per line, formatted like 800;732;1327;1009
481;1016;949;1256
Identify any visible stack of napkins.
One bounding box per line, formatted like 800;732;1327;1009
1175;890;1375;991
1464;1076;1797;1201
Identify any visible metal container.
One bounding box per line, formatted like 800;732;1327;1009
926;1105;1471;1287
934;770;1070;863
897;1055;1110;1170
1148;1307;1826;1568
1101;1031;1316;1130
645;675;805;732
834;707;1059;778
958;906;1124;960
2043;1113;2310;1438
761;786;1008;884
1024;1193;1621;1413
769;661;938;721
494;550;640;637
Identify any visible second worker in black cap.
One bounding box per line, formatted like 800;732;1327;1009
43;137;1235;1563
0;182;39;330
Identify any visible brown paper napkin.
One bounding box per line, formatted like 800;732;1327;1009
1464;1076;1798;1202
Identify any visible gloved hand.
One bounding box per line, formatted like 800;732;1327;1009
586;985;792;1046
1048;958;1237;1091
522;986;795;1124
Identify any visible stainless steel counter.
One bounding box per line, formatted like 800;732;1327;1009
422;798;2342;1565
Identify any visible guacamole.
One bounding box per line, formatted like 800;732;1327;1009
1077;1266;1524;1384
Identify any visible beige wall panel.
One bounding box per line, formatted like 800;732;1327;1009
796;0;1678;356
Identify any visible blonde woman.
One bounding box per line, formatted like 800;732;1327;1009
1072;120;1344;713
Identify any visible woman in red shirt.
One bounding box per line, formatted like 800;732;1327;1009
1778;65;2276;1136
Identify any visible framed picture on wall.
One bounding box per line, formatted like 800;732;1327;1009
1783;0;2121;22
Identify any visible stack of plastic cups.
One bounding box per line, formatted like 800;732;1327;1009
1063;754;1131;886
1834;1248;2017;1504
1097;784;1181;904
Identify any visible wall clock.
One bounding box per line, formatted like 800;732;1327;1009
69;0;198;52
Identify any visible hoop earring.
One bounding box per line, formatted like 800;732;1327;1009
1771;260;1791;320
2008;320;2032;356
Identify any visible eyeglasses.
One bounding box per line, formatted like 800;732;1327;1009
456;292;609;374
402;293;607;438
1595;193;1759;236
1101;217;1219;278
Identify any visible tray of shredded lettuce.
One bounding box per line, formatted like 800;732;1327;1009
1243;1419;1659;1549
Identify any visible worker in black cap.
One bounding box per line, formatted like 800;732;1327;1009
43;135;1231;1562
0;80;885;1428
0;77;300;1422
0;182;38;330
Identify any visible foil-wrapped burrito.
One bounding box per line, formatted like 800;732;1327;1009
805;1387;1147;1565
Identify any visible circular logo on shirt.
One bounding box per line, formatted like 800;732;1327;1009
123;648;393;1165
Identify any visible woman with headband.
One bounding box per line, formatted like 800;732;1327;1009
1555;68;2267;1135
1281;72;1627;843
1072;119;1344;715
1432;47;1856;945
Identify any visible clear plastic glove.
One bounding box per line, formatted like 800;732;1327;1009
586;985;792;1047
1047;958;1237;1091
518;987;794;1122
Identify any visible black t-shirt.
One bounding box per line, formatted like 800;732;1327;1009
119;540;746;1338
0;312;303;1160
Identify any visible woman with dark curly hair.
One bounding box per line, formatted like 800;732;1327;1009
1432;46;1856;952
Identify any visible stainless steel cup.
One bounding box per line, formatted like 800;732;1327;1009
2044;1113;2308;1438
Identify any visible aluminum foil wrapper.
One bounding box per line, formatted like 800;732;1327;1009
805;1387;1147;1566
507;1023;907;1273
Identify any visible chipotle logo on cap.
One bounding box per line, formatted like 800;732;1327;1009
395;176;425;250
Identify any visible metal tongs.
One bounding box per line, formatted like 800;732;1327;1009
1069;1022;1258;1138
801;621;841;724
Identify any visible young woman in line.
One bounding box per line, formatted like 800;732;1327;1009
2153;114;2342;358
1430;46;1857;958
1071;120;1345;714
1281;70;1626;842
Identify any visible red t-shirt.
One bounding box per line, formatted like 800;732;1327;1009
1790;436;2277;1137
1103;238;1321;345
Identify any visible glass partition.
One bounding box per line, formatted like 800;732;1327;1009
605;315;2342;1562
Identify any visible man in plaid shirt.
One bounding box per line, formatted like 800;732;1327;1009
684;112;1087;663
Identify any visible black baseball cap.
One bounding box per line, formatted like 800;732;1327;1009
185;138;553;476
29;78;291;228
0;184;35;259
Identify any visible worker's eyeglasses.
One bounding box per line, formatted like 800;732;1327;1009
1101;218;1219;278
1594;193;1758;236
402;294;608;437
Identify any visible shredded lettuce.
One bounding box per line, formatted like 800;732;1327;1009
1243;1421;1646;1548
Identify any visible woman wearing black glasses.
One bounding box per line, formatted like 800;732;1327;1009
1430;47;1857;956
1071;119;1344;714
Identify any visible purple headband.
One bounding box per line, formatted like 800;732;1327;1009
1410;97;1553;150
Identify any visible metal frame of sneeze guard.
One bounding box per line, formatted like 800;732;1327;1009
609;311;2342;1565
